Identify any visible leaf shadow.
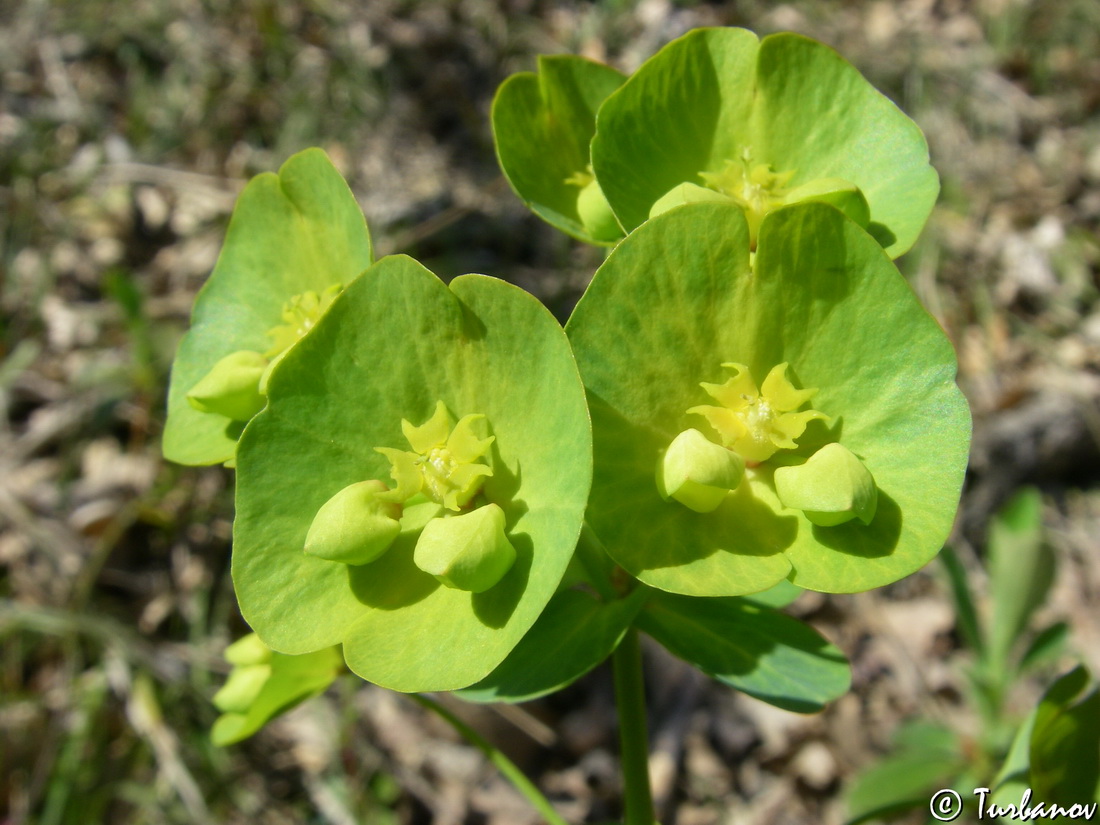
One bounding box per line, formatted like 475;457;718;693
473;441;530;629
346;524;439;611
457;297;488;342
810;487;902;558
866;221;897;249
472;527;531;629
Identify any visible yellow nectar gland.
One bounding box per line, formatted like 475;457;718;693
376;401;495;511
688;362;828;464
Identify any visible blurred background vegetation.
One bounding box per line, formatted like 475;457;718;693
1;0;1098;823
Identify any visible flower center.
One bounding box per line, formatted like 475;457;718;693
376;401;495;511
687;362;828;464
423;446;460;500
700;150;794;240
265;284;343;358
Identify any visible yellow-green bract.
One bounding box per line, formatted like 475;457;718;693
590;27;938;258
211;634;342;746
163;148;373;466
231;255;592;692
492;54;626;245
566;201;970;597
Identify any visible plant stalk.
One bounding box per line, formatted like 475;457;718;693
613;627;656;825
411;693;569;825
575;522;619;602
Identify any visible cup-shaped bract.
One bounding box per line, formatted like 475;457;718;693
566;202;970;597
304;480;403;565
492;54;626;244
656;428;746;513
163;148;373;466
413;503;517;593
232;255;592;692
591;28;938;257
774;442;878;527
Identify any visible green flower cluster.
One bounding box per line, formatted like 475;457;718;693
494;27;938;258
164;26;969;748
305;401;517;593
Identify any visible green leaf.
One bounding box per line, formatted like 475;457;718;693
591;28;938;257
637;590;850;713
1029;665;1100;806
991;707;1038;807
987;488;1054;672
1019;622;1070;673
163;148;373;466
211;640;343;746
232;255;592;692
566;202;970;596
844;721;964;825
939;545;985;658
742;578;803;609
493;55;626;244
455;587;647;703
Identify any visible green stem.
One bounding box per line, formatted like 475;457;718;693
575;522;619;602
411;694;569;825
613;628;656;825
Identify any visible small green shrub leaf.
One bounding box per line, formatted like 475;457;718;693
1029;665;1100;806
1019;622;1070;673
637;590;851;713
844;721;965;824
939;545;985;658
987;487;1054;672
163;148;373;466
991;708;1038;808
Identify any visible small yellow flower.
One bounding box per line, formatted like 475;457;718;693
186;285;343;426
376;401;495;511
701;157;794;215
688;362;828;464
265;284;343;358
700;150;795;243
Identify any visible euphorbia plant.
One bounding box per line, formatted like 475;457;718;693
164;26;972;825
